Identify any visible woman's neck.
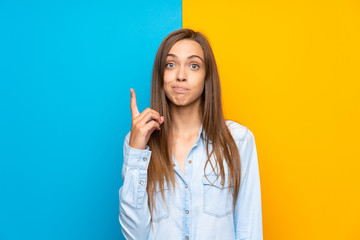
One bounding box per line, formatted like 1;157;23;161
169;99;202;138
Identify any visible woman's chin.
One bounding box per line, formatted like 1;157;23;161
171;98;201;108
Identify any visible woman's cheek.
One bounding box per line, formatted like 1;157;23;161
163;83;173;100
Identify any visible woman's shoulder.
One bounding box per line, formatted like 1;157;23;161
225;119;251;142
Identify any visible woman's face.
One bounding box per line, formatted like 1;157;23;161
163;39;206;108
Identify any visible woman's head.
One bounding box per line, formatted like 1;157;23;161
150;28;222;122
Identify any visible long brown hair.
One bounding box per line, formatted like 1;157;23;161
147;28;241;218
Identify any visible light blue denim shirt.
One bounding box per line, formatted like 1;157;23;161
119;120;263;240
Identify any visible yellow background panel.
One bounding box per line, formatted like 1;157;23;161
183;0;360;239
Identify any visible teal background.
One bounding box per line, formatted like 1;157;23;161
0;1;181;239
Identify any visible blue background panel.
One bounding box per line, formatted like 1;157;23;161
0;1;181;239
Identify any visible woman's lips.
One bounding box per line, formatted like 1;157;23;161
173;87;189;92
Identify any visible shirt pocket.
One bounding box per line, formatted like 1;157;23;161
202;173;234;218
151;181;170;223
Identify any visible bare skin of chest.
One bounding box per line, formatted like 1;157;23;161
171;134;198;176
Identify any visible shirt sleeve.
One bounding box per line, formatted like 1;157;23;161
234;128;263;240
118;132;152;240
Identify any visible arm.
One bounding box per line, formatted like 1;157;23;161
234;128;263;240
119;88;164;239
119;132;151;240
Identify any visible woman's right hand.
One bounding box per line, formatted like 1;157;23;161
129;88;164;150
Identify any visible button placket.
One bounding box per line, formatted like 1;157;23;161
182;136;199;240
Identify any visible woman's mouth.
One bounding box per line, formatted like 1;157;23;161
173;87;189;92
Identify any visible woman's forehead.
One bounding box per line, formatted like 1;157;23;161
167;39;204;59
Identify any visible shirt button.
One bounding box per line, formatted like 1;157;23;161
185;210;189;214
188;160;192;164
185;184;188;188
139;180;144;185
185;236;189;240
143;157;148;161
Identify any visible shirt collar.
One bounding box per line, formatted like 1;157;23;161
195;124;211;146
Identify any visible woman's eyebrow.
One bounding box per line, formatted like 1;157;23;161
167;53;204;62
188;55;204;62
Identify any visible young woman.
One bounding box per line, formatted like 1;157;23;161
119;28;263;240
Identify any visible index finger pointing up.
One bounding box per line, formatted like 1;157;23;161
130;88;140;118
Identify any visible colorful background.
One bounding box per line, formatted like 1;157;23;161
1;0;359;239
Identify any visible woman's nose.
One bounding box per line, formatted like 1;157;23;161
176;67;186;81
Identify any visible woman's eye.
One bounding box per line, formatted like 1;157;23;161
190;64;199;70
166;63;175;68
